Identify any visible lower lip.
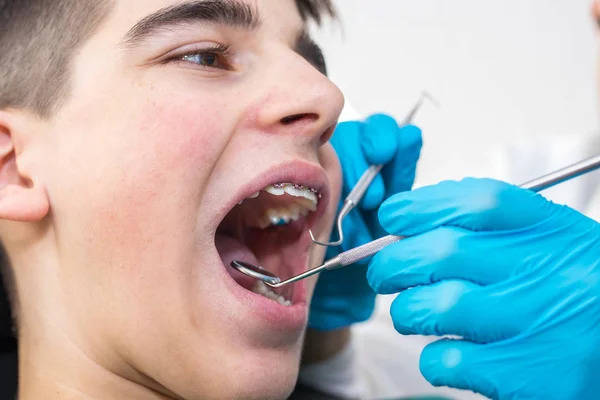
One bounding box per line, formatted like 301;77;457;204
220;258;309;332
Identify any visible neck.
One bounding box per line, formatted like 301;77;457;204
13;318;178;399
18;329;173;400
8;241;179;399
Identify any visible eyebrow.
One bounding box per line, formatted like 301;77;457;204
121;0;261;47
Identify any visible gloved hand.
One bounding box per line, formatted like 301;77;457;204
368;178;600;400
308;114;422;331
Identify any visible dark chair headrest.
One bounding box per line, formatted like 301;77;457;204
0;274;14;340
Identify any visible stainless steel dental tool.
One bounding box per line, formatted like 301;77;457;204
232;153;600;288
308;91;440;247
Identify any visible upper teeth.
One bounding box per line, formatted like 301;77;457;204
241;183;319;206
238;183;320;229
263;184;318;205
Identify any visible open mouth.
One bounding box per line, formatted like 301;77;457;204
215;181;325;308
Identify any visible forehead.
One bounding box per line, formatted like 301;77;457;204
106;0;304;40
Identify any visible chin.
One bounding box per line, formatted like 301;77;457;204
228;350;304;400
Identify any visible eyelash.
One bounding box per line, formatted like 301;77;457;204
167;43;233;71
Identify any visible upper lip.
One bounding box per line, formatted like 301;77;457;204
211;160;331;234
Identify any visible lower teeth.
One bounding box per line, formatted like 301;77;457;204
252;281;291;307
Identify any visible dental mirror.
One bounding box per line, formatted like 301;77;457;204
230;261;282;286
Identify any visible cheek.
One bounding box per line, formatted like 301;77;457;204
133;101;225;174
50;94;235;278
108;102;230;236
98;103;224;221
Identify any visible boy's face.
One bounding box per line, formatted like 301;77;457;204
24;0;343;398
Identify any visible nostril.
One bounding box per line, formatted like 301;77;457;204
281;114;306;125
280;113;317;125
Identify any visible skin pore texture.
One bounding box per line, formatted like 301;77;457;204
0;0;344;399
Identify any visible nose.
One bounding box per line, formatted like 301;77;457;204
254;50;345;146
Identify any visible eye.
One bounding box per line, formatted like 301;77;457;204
168;44;233;71
181;52;225;69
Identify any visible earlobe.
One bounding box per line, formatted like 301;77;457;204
0;110;50;223
0;184;49;222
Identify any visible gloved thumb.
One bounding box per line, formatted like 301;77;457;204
420;339;498;399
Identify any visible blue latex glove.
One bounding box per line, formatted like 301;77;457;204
308;114;422;331
368;178;600;400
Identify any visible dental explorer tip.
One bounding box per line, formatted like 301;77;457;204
420;90;441;109
309;228;343;247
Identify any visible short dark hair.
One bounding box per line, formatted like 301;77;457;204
0;0;336;330
0;0;113;117
296;0;336;25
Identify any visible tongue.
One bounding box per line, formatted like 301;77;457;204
215;233;260;290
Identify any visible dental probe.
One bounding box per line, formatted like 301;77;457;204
232;153;600;288
309;91;440;247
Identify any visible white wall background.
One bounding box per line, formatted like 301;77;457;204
314;0;599;192
312;2;600;399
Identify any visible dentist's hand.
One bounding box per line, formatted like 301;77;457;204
368;178;600;399
308;114;422;331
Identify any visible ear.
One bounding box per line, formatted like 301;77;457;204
0;110;49;222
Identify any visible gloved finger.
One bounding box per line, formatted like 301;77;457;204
331;121;386;211
360;114;400;165
367;226;515;292
390;280;520;343
378;178;555;237
381;124;422;196
420;339;499;400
